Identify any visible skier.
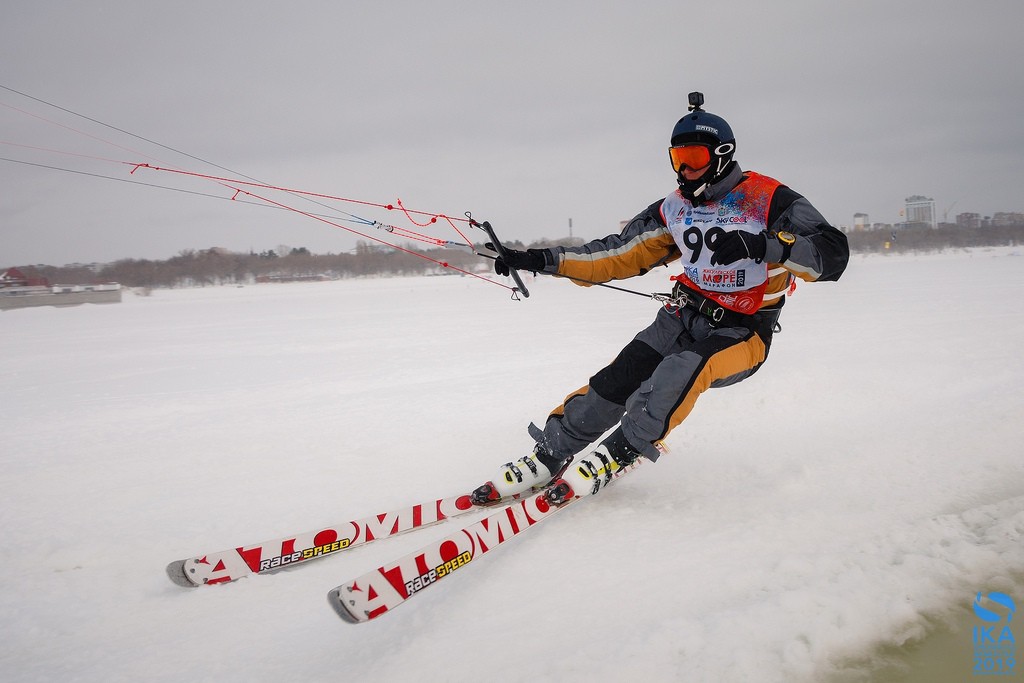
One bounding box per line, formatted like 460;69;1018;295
473;92;849;505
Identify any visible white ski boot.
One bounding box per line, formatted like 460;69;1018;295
548;444;624;502
546;430;644;504
471;446;567;505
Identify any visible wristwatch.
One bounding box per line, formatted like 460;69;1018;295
774;231;796;262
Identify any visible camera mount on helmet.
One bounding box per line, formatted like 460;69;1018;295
669;91;736;203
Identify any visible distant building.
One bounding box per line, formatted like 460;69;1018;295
992;212;1024;226
1;267;121;311
63;262;106;273
255;274;329;284
957;212;982;229
853;213;870;230
1;267;48;288
904;195;936;229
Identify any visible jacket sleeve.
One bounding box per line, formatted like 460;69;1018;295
542;199;681;285
763;187;849;282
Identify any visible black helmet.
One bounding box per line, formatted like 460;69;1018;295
669;92;736;201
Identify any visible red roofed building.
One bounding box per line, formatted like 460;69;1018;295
1;268;50;288
1;268;120;310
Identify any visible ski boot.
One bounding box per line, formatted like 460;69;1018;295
471;445;568;505
545;430;643;505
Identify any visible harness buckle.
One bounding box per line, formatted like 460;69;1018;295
702;301;726;324
667;281;731;326
652;291;687;308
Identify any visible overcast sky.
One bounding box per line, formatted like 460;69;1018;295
2;0;1022;266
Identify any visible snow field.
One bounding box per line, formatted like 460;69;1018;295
1;248;1022;682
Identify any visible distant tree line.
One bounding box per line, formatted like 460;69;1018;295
9;224;1024;290
11;239;573;290
845;222;1024;254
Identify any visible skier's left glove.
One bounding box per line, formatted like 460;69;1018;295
710;231;767;266
486;244;548;276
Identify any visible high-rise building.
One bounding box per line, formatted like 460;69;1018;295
904;195;936;228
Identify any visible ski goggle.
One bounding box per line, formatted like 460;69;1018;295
668;144;712;172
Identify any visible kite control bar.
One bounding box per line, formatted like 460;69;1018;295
467;215;530;298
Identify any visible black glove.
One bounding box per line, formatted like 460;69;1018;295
487;244;547;276
709;231;767;266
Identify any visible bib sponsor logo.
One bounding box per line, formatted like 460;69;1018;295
683;266;748;291
703;268;746;288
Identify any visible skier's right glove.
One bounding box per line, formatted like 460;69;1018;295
486;244;548;277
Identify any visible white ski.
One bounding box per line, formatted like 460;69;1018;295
327;460;642;623
166;492;485;587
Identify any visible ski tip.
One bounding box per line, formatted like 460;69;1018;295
327;587;362;624
165;560;199;588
